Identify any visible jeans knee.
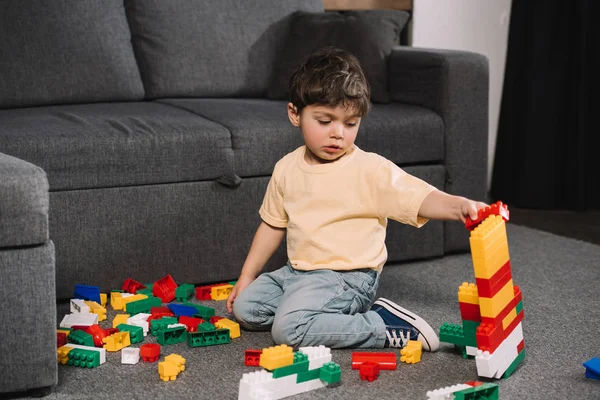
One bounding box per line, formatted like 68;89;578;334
272;313;304;347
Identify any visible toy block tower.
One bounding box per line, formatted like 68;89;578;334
439;202;525;379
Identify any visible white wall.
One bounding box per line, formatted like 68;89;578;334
411;0;512;189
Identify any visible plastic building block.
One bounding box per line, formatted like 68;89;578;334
297;346;332;370
126;295;162;315
359;361;380;381
259;344;294;371
352;352;397;370
79;324;114;348
210;284;234;300
150;306;175;319
121;294;148;311
66;348;100;368
57;345;73;364
137;286;153;296
140;343;161;362
296;366;321;383
427;384;474;400
210;315;224;324
272;353;309;378
60;313;98;328
179;316;204;332
168;303;197;317
459;301;482;322
112;313;130;328
159;354;186;381
127;313;151;336
61;343;106;365
184;302;215;319
70;299;90;314
465;201;509;231
157;324;187;345
439;322;477;347
187;328;231;347
458;283;479;305
73;284;101;304
475;260;512;298
475;322;524;378
153;275;178;303
501;349;525;379
583;357;600;380
469;216;510;279
197;322;216;331
245;349;263;366
122;278;147;294
111;292;134;311
83;300;107;321
478;279;515;318
454;382;499;399
195;284;219;301
175;283;195;302
319;362;341;384
150;316;179;336
400;340;422;364
214;317;240;338
121;347;141;365
117;324;144;344
102;331;131;352
57;332;67;348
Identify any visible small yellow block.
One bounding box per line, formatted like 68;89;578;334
164;354;186;372
214;318;241;339
100;293;107;307
84;301;107;322
111;292;125;311
479;279;514;318
259;344;294;371
103;331;131;352
400;340;422;364
458;282;479;305
112;314;131;328
57;345;73;365
210;284;233;301
159;354;186;382
502;307;518;330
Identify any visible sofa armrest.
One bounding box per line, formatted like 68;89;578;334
0;152;49;247
388;46;489;252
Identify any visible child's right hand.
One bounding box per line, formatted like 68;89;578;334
226;274;256;314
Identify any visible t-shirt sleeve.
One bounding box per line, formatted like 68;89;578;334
259;162;288;228
375;160;437;227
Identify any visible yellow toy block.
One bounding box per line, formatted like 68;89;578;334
122;294;148;308
479;279;514;318
458;282;479;305
471;244;510;280
210;284;233;300
111;292;125;311
57;345;73;364
84;301;107;322
214;318;240;339
469;215;506;254
470;216;510;279
400;340;422;364
100;293;107;307
159;354;186;381
112;314;131;328
102;331;131;351
57;329;71;338
259;344;294;371
502;306;518;330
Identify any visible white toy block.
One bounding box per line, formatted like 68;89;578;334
167;323;187;329
61;344;106;364
60;313;98;328
127;313;151;336
426;383;473;400
476;322;524;378
70;299;90;314
466;346;478;356
298;345;332;370
121;347;140;364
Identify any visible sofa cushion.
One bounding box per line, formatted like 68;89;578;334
125;0;323;98
267;10;410;103
0;153;49;247
0;0;144;109
159;99;444;177
0;103;235;191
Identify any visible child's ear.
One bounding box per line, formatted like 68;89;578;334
287;103;300;127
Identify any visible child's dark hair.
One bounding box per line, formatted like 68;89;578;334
289;47;371;116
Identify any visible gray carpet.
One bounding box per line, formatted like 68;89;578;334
42;224;599;399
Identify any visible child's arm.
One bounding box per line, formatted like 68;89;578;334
418;190;488;223
226;221;286;313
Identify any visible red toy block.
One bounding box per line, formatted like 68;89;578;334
465;201;510;231
179;316;204;332
352;352;397;370
57;332;67;348
480;286;522;327
122;278;147;294
459;301;482;322
153;275;177;303
359;362;380;382
477;310;524;353
150;306;175;318
464;381;484;387
476;260;513;298
195;284;218;301
140;343;161;362
517;339;525;353
244;349;262;366
209;316;224;324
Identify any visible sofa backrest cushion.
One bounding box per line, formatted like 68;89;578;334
125;0;323;99
0;0;145;110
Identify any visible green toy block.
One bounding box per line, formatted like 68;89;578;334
501;349;526;379
197;322;216;332
175;284;195;302
110;289;124;293
439;322;477;347
67;329;94;347
454;382;499;400
185;302;215;319
515;300;524;315
125;295;162;315
67;348;100;368
157;325;187;345
462;320;481;338
319;362;341;384
228;280;237;286
116;324;144;344
296;367;321;383
150;316;179;336
137;287;153;296
187;328;230;347
272;353;309;378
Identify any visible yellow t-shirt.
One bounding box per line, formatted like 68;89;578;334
259;145;437;273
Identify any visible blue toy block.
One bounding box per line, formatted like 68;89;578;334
73;284;101;303
583;357;600;380
168;303;197;317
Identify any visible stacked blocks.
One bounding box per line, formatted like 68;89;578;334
239;345;340;400
427;382;499;400
440;203;526;379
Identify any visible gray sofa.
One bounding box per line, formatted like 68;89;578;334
0;0;488;396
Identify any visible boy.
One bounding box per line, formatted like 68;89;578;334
226;47;487;351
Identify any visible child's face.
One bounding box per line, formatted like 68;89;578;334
288;103;361;165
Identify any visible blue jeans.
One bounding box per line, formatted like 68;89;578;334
232;262;387;349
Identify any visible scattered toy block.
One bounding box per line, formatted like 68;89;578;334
209;315;224;324
73;284;101;304
158;353;186;381
153;275;177;303
210;284;233;300
214;318;240;338
57;345;73;364
83;300;107;321
112;313;130;328
60;343;106;364
157;324;187;345
57;331;67;348
150;316;179;336
102;331;131;352
60;313;98;328
351;352;397;370
122;278;147;294
122;347;141;365
168;303;197;317
66;347;101;368
175;283;195;302
127;313;151;336
359;361;379;382
117;324;145;344
195;284;218;301
245;349;263;366
126;295;162;315
187;328;230;347
427;383;476;400
111;292;135;311
178;315;204;332
584;357;600;380
400;340;422;364
140;343;161;362
70;299;90;314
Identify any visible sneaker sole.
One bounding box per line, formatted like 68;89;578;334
374;298;440;352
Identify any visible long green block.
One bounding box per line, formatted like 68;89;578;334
454;382;499;400
150;316;178;335
68;330;94;347
175;284;195;302
197;322;216;332
462;320;480;337
67;348;100;368
319;362;341;384
157;325;187;345
187;328;230;347
273;359;309;379
296;367;321;383
116;324;144;344
502;349;526;379
184;302;215;319
126;295;161;314
439;322;477;347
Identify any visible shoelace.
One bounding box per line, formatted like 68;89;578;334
385;328;412;348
